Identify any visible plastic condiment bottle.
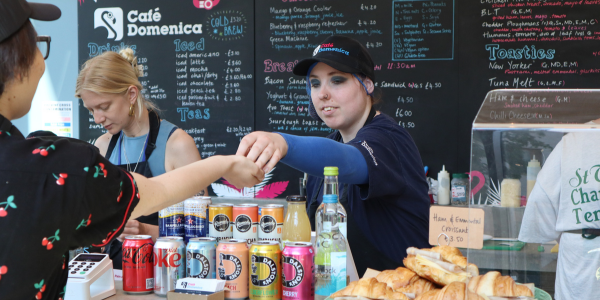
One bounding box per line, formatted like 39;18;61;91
437;165;450;205
527;155;541;199
282;195;311;247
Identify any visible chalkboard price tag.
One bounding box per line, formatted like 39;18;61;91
429;206;484;249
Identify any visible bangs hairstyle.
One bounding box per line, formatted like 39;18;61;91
75;48;158;117
0;21;37;97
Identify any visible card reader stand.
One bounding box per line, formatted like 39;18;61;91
65;253;116;300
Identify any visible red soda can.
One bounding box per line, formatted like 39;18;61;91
122;235;154;294
282;242;314;300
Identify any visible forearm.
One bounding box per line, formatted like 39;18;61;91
130;155;232;219
278;133;369;184
142;224;160;242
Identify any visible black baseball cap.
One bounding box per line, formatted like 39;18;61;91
293;35;375;80
0;0;61;43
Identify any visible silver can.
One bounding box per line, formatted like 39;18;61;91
186;237;217;278
153;237;185;296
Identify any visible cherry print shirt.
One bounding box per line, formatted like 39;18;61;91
0;114;140;300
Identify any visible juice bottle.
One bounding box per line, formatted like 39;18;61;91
282;195;311;247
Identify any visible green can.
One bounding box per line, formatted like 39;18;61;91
249;241;281;300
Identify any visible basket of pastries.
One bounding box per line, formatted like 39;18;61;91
328;245;549;300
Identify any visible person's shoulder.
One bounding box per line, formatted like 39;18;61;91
165;128;199;160
360;113;409;137
94;132;113;157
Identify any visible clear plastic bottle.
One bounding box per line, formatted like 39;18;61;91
315;194;347;300
316;167;347;239
282;195;311;247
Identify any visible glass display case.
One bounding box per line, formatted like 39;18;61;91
468;89;600;300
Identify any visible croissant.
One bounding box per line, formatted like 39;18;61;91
415;282;484;300
404;246;479;286
331;277;409;300
376;267;437;297
467;271;534;297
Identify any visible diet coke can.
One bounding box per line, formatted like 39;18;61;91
153;237;185;296
122;235;154;294
282;242;314;300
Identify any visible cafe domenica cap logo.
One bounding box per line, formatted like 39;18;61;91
213;214;230;232
94;7;203;40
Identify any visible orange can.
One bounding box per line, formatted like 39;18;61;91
233;204;258;246
217;239;249;300
258;205;284;246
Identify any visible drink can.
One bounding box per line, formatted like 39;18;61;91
209;204;233;242
122;235;154;294
186;237;217;278
184;197;212;243
217;239;249;300
282;242;314;300
250;241;282;300
158;202;184;238
202;197;212;238
258;205;284;246
153;237;185;296
233;204;258;246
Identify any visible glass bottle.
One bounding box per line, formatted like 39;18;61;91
451;173;470;206
282;195;311;247
315;194;347;300
316;167;347;239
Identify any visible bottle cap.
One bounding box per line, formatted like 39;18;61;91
324;166;339;176
528;155;541;168
323;194;338;203
452;173;468;179
286;195;306;202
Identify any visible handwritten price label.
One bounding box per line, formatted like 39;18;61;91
429;206;485;249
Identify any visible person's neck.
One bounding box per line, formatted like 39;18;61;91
339;108;377;143
122;109;150;137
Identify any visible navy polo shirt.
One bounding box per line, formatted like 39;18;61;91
307;113;430;268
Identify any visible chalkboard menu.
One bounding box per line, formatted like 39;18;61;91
78;0;254;160
78;0;600;198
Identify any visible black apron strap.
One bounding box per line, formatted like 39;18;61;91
145;110;161;159
105;134;120;159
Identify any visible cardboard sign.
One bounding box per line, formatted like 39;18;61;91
429;206;485;249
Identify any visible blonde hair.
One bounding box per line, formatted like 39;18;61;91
75;47;158;118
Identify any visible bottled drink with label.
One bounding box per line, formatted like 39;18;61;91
316;167;347;239
314;194;347;300
282;195;311;247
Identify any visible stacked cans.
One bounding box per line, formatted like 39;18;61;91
233;204;258;245
186;237;217;278
258;205;284;247
122;235;154;294
209;204;233;242
184;196;212;243
217;239;249;300
153;237;185;296
159;202;184;238
282;242;314;300
250;241;282;300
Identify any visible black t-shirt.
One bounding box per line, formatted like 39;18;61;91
307;113;430;268
0;114;140;300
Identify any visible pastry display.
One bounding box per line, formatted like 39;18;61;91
403;246;479;286
467;271;534;298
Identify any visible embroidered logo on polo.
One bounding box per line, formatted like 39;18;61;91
235;214;252;233
361;141;378;166
282;256;304;287
260;215;277;233
213;214;230;232
251;255;278;286
187;251;211;278
218;253;242;280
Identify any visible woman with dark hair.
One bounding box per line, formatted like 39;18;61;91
237;35;430;275
0;2;262;299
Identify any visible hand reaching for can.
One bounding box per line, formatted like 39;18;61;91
117;220;159;243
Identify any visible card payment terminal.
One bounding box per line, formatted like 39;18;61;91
65;253;115;300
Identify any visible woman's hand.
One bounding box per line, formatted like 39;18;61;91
236;132;288;173
116;220;159;242
223;155;266;188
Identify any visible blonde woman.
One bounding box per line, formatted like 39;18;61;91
75;49;204;268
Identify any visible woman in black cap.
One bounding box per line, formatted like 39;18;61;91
0;1;262;299
237;35;430;275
